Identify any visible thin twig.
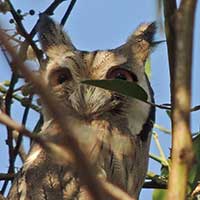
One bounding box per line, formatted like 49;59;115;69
149;153;168;166
6;0;43;62
4;0;67;64
42;0;66;16
29;0;66;38
0;173;15;181
191;105;200;112
32;114;43;133
153;132;169;167
12;94;34;162
154;123;171;134
163;0;177;93
61;0;77;26
0;85;40;112
11;95;33;162
12;130;27;162
146;101;171;110
143;181;167;189
146;171;168;188
1;72;18;194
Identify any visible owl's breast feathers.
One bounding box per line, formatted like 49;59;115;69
10;99;154;199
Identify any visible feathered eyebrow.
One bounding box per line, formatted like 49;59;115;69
91;51;127;69
45;54;82;78
66;56;81;69
110;60;128;68
110;61;128;68
109;62;133;72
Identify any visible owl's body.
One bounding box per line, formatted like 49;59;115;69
8;15;155;200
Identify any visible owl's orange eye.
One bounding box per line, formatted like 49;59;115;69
106;67;138;82
49;68;72;87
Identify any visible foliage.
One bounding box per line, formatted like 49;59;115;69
83;79;148;102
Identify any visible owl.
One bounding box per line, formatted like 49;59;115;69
8;14;155;200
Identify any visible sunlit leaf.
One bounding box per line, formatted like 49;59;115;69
153;189;167;200
145;58;151;79
166;110;171;119
82;79;148;102
152;165;168;200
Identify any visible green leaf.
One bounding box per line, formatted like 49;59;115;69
153;189;167;200
145;58;151;79
188;133;200;194
166;110;171;119
152;165;168;200
82;79;148;102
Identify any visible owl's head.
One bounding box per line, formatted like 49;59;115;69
37;14;155;135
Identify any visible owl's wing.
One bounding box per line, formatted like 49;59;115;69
7;143;93;200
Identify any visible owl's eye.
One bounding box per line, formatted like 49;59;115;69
49;68;72;87
106;67;138;82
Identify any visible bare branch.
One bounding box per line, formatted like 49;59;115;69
167;0;197;199
42;0;66;16
29;0;66;38
143;181;167;189
12;94;34;163
4;0;67;63
191;105;200;112
0;84;40;112
1;72;18;193
61;0;77;26
0;173;14;181
163;0;177;92
0;111;43;145
6;0;43;61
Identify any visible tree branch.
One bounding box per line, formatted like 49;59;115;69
1;70;18;194
163;0;177;93
12;94;34;163
29;0;66;38
0;173;14;181
167;1;197;199
61;0;77;26
6;0;43;62
0;85;40;112
143;181;167;189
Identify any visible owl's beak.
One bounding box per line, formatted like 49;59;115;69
69;84;113;120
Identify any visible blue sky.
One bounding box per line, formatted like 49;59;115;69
0;1;200;199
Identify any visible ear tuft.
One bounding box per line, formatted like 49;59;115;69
132;22;156;45
126;22;156;66
37;14;75;55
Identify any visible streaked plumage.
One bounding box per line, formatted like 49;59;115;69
8;14;155;200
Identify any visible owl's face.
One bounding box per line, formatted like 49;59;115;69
38;15;155;136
